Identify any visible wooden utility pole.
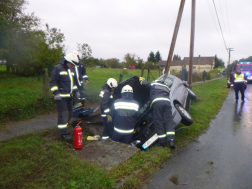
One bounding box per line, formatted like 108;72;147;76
164;0;185;74
188;0;196;86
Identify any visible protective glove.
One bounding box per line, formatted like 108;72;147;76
76;92;80;99
139;77;145;84
106;115;112;122
54;94;62;101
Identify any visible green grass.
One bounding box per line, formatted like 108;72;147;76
0;131;114;189
0;77;229;188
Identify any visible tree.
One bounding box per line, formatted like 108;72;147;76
0;0;40;72
124;53;137;67
77;43;92;60
143;61;159;70
147;51;155;62
155;51;162;63
173;54;181;60
214;55;225;68
105;58;120;68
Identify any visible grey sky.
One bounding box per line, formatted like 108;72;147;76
25;0;252;66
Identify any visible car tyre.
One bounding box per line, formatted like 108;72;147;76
175;104;193;126
186;87;197;100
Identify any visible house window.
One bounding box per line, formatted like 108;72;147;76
193;66;196;70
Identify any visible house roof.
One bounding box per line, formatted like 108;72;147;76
158;56;215;67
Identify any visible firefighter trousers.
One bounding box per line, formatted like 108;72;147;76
234;82;245;101
152;100;175;143
56;98;73;135
112;130;133;144
101;116;114;139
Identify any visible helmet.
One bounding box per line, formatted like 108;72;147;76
64;53;79;65
72;51;80;60
121;85;133;93
107;78;118;88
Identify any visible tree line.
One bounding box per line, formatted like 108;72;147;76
0;0;163;76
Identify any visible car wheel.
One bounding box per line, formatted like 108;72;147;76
175;104;193;126
186;87;197;100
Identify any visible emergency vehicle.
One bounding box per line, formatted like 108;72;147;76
236;62;252;83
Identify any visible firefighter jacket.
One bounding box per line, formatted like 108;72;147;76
99;84;114;118
234;72;245;83
73;61;88;87
111;93;139;134
50;59;79;98
142;80;170;107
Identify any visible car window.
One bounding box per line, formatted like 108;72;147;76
157;75;174;87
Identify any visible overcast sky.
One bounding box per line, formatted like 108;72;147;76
24;0;252;66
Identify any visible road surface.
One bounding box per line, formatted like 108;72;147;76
145;84;252;189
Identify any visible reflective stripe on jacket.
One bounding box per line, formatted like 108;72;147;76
234;73;245;83
111;98;139;133
49;63;78;98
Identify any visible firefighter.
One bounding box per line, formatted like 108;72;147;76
140;77;176;148
72;51;89;107
111;85;139;144
234;68;245;102
50;53;80;142
99;78;118;140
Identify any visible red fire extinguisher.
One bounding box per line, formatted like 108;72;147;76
74;121;83;149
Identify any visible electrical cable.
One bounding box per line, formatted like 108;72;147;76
212;0;228;51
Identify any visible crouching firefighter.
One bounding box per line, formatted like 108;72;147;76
99;78;118;140
140;77;176;148
50;53;80;142
72;51;89;107
111;85;139;144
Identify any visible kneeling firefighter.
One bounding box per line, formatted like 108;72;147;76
111;85;139;144
99;78;118;140
50;53;80;142
140;77;176;148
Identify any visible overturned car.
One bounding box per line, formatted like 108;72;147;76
113;74;196;150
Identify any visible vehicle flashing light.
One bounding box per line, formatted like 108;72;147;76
246;72;250;76
240;62;243;64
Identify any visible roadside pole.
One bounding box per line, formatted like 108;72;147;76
227;48;234;78
188;0;196;86
163;0;185;75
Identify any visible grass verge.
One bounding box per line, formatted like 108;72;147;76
0;77;229;188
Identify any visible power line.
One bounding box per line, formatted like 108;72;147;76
218;0;229;46
212;0;228;52
224;0;234;48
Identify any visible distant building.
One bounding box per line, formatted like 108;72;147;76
128;64;136;69
158;56;215;73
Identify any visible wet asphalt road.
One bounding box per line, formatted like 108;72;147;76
145;84;252;189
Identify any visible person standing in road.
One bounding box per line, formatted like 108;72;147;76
111;85;139;144
99;78;118;140
202;70;207;82
50;53;80;142
181;65;188;82
139;77;176;148
72;51;89;107
234;68;245;102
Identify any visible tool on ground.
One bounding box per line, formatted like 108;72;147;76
74;121;83;149
87;135;100;141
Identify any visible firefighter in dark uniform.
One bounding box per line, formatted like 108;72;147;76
234;68;245;102
111;85;139;144
72;51;89;107
140;77;176;148
50;53;80;142
99;78;118;140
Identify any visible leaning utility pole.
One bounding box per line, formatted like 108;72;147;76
227;48;234;77
188;0;196;86
164;0;185;74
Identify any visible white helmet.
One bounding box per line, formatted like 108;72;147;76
121;85;133;93
107;78;118;88
72;51;80;60
64;53;79;65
